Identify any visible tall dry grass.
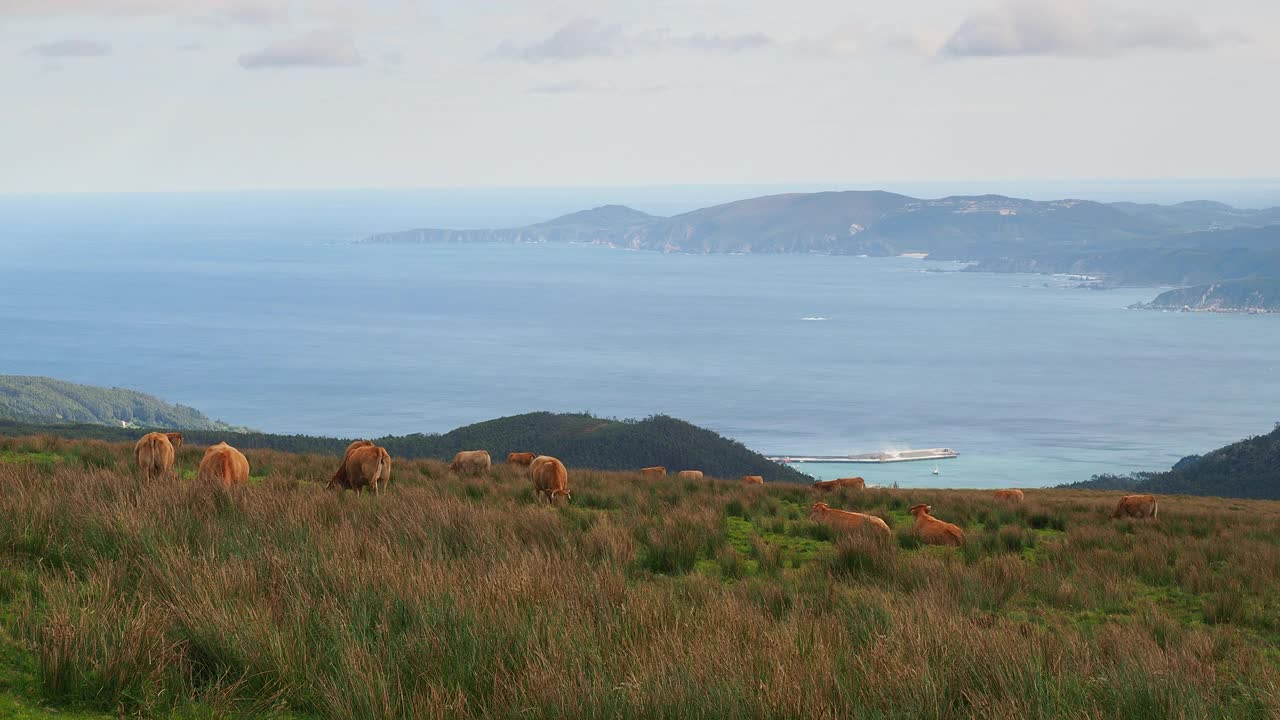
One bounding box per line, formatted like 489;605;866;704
0;436;1278;718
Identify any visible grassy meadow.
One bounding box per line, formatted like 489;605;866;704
1;434;1279;719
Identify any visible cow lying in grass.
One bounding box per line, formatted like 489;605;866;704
809;502;891;538
908;503;965;546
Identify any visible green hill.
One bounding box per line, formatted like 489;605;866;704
377;412;811;482
0;411;810;482
1061;423;1280;499
0;375;242;431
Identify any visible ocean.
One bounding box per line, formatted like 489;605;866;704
2;190;1277;487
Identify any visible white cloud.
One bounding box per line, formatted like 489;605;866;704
942;0;1245;58
0;0;288;24
493;18;773;62
28;38;111;57
238;29;362;69
528;79;669;95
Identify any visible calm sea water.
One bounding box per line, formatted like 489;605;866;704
2;191;1278;487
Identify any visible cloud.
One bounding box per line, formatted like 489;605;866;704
942;0;1244;58
0;0;288;24
493;18;773;62
790;21;945;58
238;29;362;69
528;79;670;95
0;0;429;28
28;38;111;58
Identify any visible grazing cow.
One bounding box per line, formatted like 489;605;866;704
741;475;764;485
329;444;391;495
677;470;703;480
994;489;1024;501
640;466;666;479
908;504;965;546
344;439;374;455
198;442;250;490
813;477;866;492
134;432;176;481
530;455;570;503
451;450;491;475
1112;494;1158;519
164;432;185;451
809;502;892;538
507;452;537;467
327;440;375;490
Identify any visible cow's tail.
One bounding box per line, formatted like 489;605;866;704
219;451;234;488
136;440;151;476
378;448;391;490
140;437;163;478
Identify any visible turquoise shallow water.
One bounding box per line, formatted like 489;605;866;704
1;192;1277;487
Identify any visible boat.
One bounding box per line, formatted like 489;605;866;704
931;465;940;475
769;448;958;464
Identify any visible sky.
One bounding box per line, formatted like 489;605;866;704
1;0;1277;194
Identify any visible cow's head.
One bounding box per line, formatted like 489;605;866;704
810;502;829;517
549;489;572;504
165;432;184;450
908;503;931;517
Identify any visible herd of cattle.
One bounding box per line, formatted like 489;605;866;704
131;432;1160;545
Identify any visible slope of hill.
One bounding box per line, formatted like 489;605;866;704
0;411;809;482
364;191;1280;303
364;204;658;246
1136;278;1280;312
0;375;242;431
969;226;1280;288
2;437;1279;717
1060;423;1280;499
365;190;1280;260
617;190;913;254
1109;200;1280;231
380;412;811;482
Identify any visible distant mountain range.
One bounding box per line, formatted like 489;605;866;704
0;375;244;431
365;190;1280;310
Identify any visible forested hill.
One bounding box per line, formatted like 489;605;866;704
1060;424;1280;499
381;412;811;482
0;412;810;482
0;375;242;431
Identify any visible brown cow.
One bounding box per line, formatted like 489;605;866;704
328;440;375;489
507;452;537;467
640;466;666;479
908;504;965;546
741;475;764;485
994;489;1024;501
530;455;570;503
813;477;865;492
810;502;892;538
329;444;392;495
134;432;176;481
1112;494;1158;519
677;470;704;480
164;432;185;451
198;442;250;490
451;450;491;475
